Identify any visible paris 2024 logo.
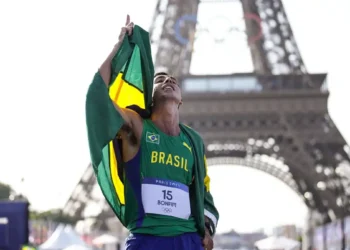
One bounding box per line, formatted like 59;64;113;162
174;13;263;46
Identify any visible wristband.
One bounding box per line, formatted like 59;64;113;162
205;221;214;236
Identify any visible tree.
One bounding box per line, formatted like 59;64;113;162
30;209;80;225
0;182;12;200
0;182;78;225
0;182;29;201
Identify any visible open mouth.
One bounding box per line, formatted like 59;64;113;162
163;85;174;91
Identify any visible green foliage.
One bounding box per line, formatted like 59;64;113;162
0;182;12;200
298;235;302;242
30;209;80;225
0;182;29;201
0;182;79;225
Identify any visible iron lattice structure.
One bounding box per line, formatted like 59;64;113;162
63;0;350;230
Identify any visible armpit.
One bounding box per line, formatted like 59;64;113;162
119;124;138;146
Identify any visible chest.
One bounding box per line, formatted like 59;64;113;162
140;129;194;185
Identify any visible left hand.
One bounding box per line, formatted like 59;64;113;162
202;227;214;250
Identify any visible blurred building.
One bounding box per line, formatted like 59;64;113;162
240;230;268;245
273;224;299;240
214;229;267;250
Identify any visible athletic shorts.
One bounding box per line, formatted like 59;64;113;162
124;232;204;250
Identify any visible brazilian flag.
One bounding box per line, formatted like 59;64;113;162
85;25;154;225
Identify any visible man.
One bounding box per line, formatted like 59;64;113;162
89;15;219;250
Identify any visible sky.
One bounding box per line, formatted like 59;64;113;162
0;0;350;234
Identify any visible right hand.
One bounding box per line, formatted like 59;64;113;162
118;14;134;42
202;227;214;250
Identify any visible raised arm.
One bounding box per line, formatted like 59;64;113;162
99;15;132;86
98;15;142;138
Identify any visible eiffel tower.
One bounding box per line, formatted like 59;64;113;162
63;0;350;245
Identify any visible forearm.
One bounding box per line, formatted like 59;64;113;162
204;187;219;236
99;40;123;87
96;39;135;127
203;161;219;235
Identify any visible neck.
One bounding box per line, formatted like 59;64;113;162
151;101;180;136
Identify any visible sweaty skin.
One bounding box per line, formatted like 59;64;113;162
98;14;214;250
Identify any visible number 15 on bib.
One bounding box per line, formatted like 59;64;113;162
141;178;191;220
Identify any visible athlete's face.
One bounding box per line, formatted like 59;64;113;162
152;72;182;106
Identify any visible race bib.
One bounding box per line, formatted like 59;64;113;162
141;178;191;219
